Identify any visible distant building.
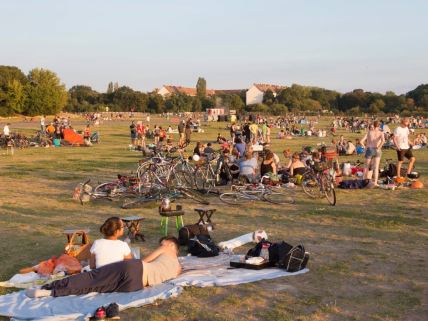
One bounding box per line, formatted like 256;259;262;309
246;83;287;105
157;85;243;98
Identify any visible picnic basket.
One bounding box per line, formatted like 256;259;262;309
64;229;92;262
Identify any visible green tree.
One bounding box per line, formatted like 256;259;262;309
263;89;275;106
192;97;202;112
229;94;245;112
24;68;67;116
406;84;428;110
147;93;165;113
65;85;100;112
0;66;27;116
369;99;385;114
270;103;288;115
196;77;207;98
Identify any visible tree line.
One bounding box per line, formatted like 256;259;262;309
1;65;427;116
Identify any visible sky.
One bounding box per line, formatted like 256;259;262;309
1;0;427;94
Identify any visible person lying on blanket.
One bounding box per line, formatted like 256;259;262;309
90;217;133;269
25;236;181;298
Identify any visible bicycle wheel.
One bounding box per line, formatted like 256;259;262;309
321;175;336;206
173;169;194;188
121;187;162;209
194;166;209;190
177;187;210;205
219;192;248;205
301;171;321;199
263;191;295;204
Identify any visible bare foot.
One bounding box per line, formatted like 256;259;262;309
25;288;52;298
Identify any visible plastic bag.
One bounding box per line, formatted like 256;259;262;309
36;256;57;276
53;254;82;275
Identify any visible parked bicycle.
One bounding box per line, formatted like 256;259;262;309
301;162;336;206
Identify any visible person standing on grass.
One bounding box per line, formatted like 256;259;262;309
130;121;137;146
40;116;46;132
185;120;192;145
361;121;385;186
136;121;145;147
178;120;185;146
393;117;416;177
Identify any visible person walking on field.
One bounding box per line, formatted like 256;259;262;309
393;117;416;178
360;120;385;186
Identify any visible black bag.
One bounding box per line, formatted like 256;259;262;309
246;240;309;272
178;224;209;246
187;235;219;257
277;243;309;272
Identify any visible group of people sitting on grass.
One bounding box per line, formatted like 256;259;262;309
192;117;419;188
26;217;181;298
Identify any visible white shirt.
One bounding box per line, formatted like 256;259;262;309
393;126;410;150
3;125;10;136
90;239;131;268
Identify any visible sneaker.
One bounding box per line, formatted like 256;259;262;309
106;303;120;319
94;306;106;320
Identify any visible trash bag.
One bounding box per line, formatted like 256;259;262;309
54;254;82;274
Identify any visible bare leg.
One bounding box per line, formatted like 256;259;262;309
25;288;52;298
363;158;371;179
396;161;403;178
372;156;381;185
407;157;416;174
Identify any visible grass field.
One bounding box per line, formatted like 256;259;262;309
0;116;427;321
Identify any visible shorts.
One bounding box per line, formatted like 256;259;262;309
397;148;414;161
365;147;381;159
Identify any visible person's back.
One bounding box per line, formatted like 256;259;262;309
143;253;180;286
90;239;131;268
239;155;257;176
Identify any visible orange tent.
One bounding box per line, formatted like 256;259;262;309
63;129;84;145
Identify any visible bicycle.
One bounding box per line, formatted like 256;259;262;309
219;180;295;206
301;162;337;206
73;176;140;204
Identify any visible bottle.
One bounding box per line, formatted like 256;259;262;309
260;243;270;262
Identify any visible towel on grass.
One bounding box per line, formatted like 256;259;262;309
0;254;308;321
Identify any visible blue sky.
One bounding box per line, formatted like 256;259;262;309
1;0;427;94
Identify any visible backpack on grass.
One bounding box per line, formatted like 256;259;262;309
187;234;219;257
178;224;210;246
246;240;309;272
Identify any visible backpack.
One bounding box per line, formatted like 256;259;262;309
381;163;406;178
276;242;309;272
338;179;370;189
178;224;209;246
246;240;309;272
188;235;219;257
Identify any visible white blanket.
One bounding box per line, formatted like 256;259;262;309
0;254;308;321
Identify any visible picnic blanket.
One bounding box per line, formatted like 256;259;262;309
0;254;308;321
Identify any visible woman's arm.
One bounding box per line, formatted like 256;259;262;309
360;134;367;147
176;264;182;277
89;253;96;269
272;162;277;174
124;253;133;260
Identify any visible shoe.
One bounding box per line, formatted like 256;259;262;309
106;303;120;319
94;306;106;320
